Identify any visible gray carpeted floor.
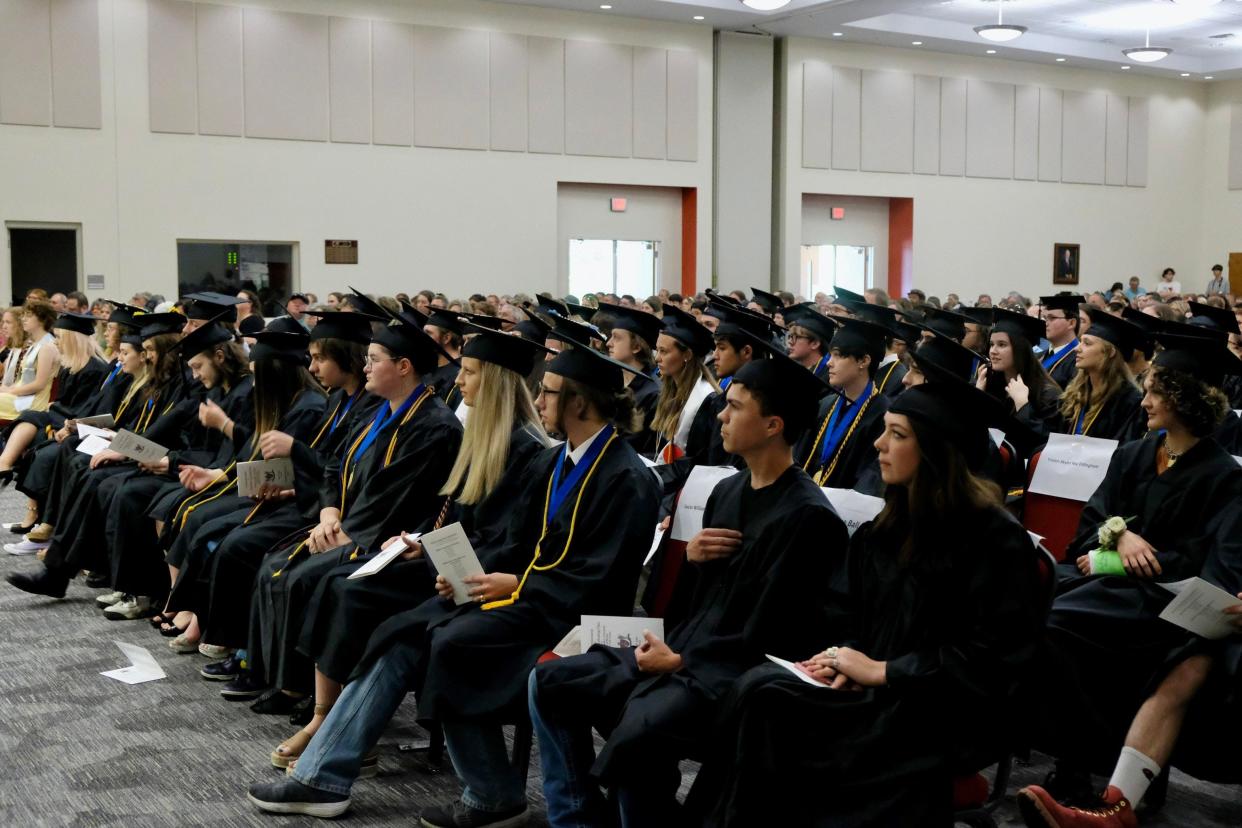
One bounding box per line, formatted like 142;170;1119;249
0;485;1238;827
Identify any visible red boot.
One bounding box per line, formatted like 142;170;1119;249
1017;784;1138;828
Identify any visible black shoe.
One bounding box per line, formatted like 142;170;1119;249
419;799;527;828
201;653;244;681
84;571;109;588
250;688;303;715
0;468;16;490
289;695;315;726
6;568;69;599
246;778;350;818
221;670;268;700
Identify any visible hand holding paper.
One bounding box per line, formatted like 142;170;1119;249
1159;578;1242;640
420;522;487;605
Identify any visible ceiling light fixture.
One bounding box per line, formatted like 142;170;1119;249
986;49;997;54
1206;75;1215;79
1056;57;1066;62
694;15;705;20
975;0;1026;43
599;3;611;8
1181;72;1191;76
1121;65;1131;70
741;0;793;10
1123;28;1172;63
832;32;843;37
912;41;924;46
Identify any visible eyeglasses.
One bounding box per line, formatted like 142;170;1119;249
536;385;561;397
364;355;400;367
786;332;811;344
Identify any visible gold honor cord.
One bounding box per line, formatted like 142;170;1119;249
876;360;899;393
481;431;619;611
309;398;343;449
1076;404;1104;437
802;394;875;486
172;461;236;530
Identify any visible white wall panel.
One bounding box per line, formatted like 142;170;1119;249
1127;97;1148;188
371;20;414;146
633;46;666;160
1014;84;1038;181
939;77;965;176
527;35;564;155
666;48;697;162
1105;93;1128;186
564;40;632;158
50;0;101;128
489;32;527;152
1061;89;1106;185
965;79;1013;179
1038;87;1062;182
147;0;197;134
1230;103;1242;190
801;61;831;169
195;2;243;137
830;66;860;170
413;26;489;150
243;9;329;142
0;0;51;126
860;69;912;174
329;17;371;144
913;74;939;175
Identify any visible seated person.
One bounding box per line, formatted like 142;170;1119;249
528;351;848;827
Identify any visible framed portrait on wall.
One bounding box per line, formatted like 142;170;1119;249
1053;243;1080;285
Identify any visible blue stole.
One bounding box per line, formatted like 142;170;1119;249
549;425;614;520
348;384;425;469
818;383;874;467
1041;338;1078;371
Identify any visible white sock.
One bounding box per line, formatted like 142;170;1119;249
1108;746;1161;804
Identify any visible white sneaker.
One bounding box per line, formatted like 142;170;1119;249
95;590;125;607
5;539;49;556
103;595;152;620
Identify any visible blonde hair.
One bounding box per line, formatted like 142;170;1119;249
55;328;102;373
4;308;28;351
1059;337;1137;422
651;345;717;440
442;361;550;505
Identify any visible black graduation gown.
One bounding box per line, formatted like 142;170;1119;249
874;357;907;399
654;391;740;501
9;358;109;433
1212;410;1242;455
625;372;660;458
1033;435;1242;771
1044;341;1079;390
297;423;546;684
1004;377;1063;460
196;387;381;649
795;387;890;495
689;506;1046;827
534;466;850;793
248;390;462;692
1041;384;1145;445
425;362;462;408
349;433;661;724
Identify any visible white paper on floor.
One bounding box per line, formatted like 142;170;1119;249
101;640;166;684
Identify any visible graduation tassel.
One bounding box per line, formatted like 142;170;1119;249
272;539;310;579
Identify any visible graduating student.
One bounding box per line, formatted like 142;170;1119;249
246;313;462;713
1040;294;1086;390
651;303;717;465
1120;307;1159;385
603;304;662;457
837;299;909;396
782;303;833;382
1046;308;1145;442
1020;332;1242;822
1185;301;1242;409
529;351;849;827
421;308;465;408
796;317;891;493
687;381;1046;827
959;306;993;369
976;308;1061;458
270;326;550;770
917;305;972;345
246;343;661;826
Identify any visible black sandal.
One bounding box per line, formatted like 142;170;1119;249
159;621;188;638
149;611;177;629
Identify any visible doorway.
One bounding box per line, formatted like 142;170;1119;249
801;244;875;300
7;224;81;305
176;241;297;317
568;239;659;300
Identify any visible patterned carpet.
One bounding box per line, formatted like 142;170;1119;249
0;485;1237;827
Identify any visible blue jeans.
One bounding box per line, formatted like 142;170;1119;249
527;670;608;827
441;718;527;813
290;642;417;796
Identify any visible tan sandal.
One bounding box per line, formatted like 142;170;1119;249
270;704;331;768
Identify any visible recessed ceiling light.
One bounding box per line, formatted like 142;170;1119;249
599;3;611;8
1181;72;1191;76
741;0;793;10
912;41;923;46
1056;57;1066;62
694;15;705;20
1206;75;1215;79
832;32;843;37
986;49;997;54
1121;65;1131;69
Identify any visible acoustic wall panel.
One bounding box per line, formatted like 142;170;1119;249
801;61;832;169
0;0;52;126
1014;85;1038;181
965;79;1014;179
1105;93;1127;186
666;48;697;162
413;26;489;150
939;77;966;176
371;20;414;146
195;2;243;136
147;0;197;134
633;46;667;160
1127;97;1148;188
243;9;329;142
860;69;912;173
527;35;564;154
50;0;101;128
1038;87;1062;182
565;40;632;158
489;32;527;152
830;66;860;170
913;74;939;175
1061;90;1106;184
329;17;371;144
1230;104;1242;190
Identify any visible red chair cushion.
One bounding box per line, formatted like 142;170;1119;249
1022;450;1085;562
952;772;990;809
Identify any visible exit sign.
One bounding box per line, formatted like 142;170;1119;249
610;197;628;212
831;207;846;220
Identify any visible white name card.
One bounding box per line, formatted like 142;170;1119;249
670;465;739;542
820;487;885;536
1027;433;1118;503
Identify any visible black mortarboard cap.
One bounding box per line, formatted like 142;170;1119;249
749;287;783;315
832;286;867;305
515;310;550;346
373;316;443;372
238;315;266;337
732;348;836;437
265;316;308;335
425;309;465;335
535;294;570;318
917;305;974;342
606;304;663;349
824;316;888;366
1187;301;1240;336
53;311;96;337
1082;307;1144;361
566;302;598;322
912;332;980;384
249;330;311;366
890;380;1010;472
990;307;1045;346
174;321;234;356
1120;307;1159;359
307;310;381;344
348;288;395;322
461;324;553;376
538;309;603;349
957;306;995;326
137;313;186;340
1153;332;1242;388
1040;294;1087;316
184;291;243;322
711;297;784;341
838;298;900;328
781;304;836;345
459;311;503;331
660;303;714;357
546;343;645;393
